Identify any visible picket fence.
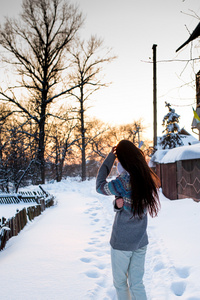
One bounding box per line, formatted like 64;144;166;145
0;186;54;251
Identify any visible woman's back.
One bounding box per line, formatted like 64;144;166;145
96;152;148;251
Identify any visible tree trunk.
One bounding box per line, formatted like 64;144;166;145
80;85;86;181
38;101;46;184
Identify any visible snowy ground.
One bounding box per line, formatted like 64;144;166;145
0;178;200;300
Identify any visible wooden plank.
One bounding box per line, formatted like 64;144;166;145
161;163;177;200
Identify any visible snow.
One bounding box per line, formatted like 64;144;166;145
156;134;199;150
151;142;200;165
178;134;199;146
166;123;180;133
1;178;200;299
0;203;36;219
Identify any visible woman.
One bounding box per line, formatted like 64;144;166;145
96;140;160;300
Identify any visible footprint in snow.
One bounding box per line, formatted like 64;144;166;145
93;218;100;223
96;277;106;288
90;219;100;225
94;251;105;257
88;241;95;245
84;207;94;214
171;281;186;296
94;262;106;270
91;213;97;217
90;237;100;242
80;257;93;263
94;229;106;235
153;261;165;272
175;266;190;279
84;247;96;253
85;269;100;279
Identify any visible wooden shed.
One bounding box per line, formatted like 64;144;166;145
150;143;200;202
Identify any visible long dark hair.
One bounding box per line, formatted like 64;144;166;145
116;140;160;218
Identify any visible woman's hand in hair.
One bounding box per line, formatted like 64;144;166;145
116;198;124;208
112;146;117;156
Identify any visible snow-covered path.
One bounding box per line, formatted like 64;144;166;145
0;181;115;300
0;179;200;300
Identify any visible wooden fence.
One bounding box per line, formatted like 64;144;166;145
0;185;50;204
0;188;54;251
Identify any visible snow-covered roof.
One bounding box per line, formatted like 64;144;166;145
150;149;169;165
150;142;200;164
179;134;199;146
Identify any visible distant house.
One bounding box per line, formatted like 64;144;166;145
150;141;200;202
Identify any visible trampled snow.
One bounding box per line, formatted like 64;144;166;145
0;178;200;300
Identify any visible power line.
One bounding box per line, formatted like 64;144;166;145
141;57;200;64
169;102;196;107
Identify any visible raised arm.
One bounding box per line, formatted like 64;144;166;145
96;151;116;195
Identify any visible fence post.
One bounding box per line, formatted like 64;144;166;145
0;227;11;250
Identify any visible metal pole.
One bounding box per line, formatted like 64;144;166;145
152;44;157;148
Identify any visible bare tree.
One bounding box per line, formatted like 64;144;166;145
46;107;79;182
0;105;32;192
89;120;149;162
68;35;116;180
0;0;83;183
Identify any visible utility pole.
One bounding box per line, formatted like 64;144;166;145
152;44;157;148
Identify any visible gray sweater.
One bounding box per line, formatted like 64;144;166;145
96;152;148;251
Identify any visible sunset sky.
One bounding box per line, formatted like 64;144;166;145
1;0;200;142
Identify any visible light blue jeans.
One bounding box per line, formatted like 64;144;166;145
111;246;147;300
